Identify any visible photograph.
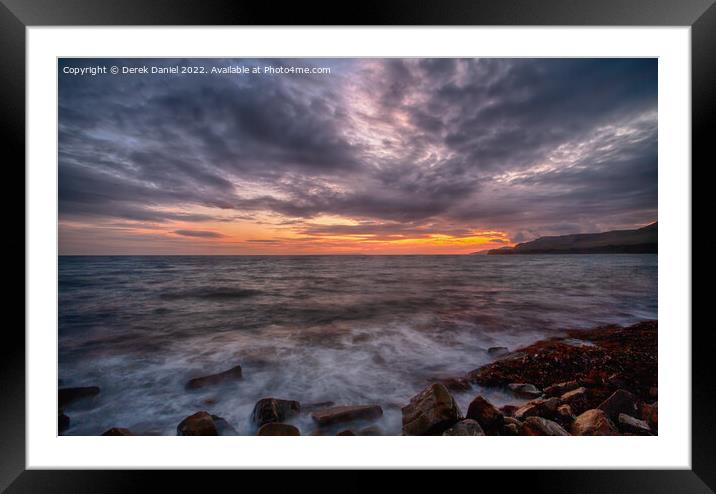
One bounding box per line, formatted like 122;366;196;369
57;57;658;437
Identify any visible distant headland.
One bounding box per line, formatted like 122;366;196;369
480;222;657;255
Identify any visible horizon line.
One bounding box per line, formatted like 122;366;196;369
57;253;483;257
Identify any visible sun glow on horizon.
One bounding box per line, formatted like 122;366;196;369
59;214;514;255
58;58;657;255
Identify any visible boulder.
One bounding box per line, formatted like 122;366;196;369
442;419;485;436
58;386;100;408
402;383;462;436
521;416;570;436
177;411;219;436
597;389;639;422
185;365;243;390
514;397;560;420
257;423;300;436
59;413;70;434
102;427;133;436
311;405;383;426
487;346;510;357
504;416;523;428
499;405;519;417
507;383;542;398
618;413;652;435
571;409;618;436
466;396;504;434
503;423;520;435
554;404;576;428
544;380;580;397
251;398;301;427
559;387;589;415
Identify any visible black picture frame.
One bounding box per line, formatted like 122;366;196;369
2;0;709;490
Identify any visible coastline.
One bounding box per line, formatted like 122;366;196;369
59;320;657;436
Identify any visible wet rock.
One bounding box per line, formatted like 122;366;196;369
402;383;462;436
466;396;503;434
467;322;657;398
559;387;589;415
431;377;472;392
521;416;570;436
514;397;560;420
102;427;133;436
597;389;639;422
311;405;383;426
571;409;618;436
499;405;519;417
442;419;485;436
213;415;238;435
554;404;576;428
358;425;383;436
337;430;356;436
504;416;523;427
251;398;301;427
618;413;652;435
177;411;219;436
351;333;371;344
503;423;520;435
59;413;70;434
641;401;658;430
507;383;542;398
544;380;580;397
185;365;242;390
58;386;100;408
257;423;300;436
487;346;510;357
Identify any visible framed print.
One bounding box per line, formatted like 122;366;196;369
3;0;711;490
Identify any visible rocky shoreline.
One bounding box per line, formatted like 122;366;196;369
58;320;657;436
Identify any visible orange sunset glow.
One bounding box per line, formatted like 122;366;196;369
57;56;660;439
59;58;658;255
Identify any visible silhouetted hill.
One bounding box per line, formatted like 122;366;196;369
486;222;657;255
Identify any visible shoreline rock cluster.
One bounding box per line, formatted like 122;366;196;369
58;320;657;437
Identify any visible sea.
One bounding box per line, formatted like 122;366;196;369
58;254;657;435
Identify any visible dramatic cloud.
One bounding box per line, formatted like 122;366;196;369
58;58;657;254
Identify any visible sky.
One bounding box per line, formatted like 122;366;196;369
58;58;657;255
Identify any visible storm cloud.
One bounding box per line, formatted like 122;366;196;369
58;58;657;253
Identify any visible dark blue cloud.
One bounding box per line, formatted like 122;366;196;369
58;58;657;240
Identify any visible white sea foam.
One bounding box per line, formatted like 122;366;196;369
58;254;657;435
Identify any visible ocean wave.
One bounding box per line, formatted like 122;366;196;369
58;254;657;435
160;287;263;301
